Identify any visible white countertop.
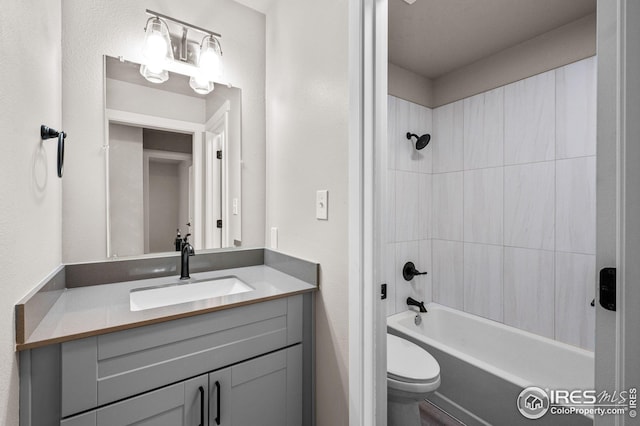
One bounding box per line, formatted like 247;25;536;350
20;265;315;350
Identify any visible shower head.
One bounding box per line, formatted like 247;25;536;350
406;132;431;150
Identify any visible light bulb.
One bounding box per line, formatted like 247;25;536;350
198;36;223;81
142;19;171;63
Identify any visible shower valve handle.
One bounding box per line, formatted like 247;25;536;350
403;261;427;281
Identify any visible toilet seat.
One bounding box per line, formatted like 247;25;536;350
387;333;440;390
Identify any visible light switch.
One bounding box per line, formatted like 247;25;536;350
270;227;278;249
232;198;239;215
316;190;328;220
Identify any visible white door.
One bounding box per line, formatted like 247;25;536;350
595;1;640;425
204;131;222;249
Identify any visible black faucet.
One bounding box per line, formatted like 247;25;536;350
406;297;427;313
180;234;195;280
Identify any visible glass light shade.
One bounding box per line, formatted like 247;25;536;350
142;18;173;63
189;75;215;94
141;17;173;83
140;64;169;84
198;36;223;81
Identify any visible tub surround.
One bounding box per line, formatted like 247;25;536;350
16;248;318;350
386;56;596;351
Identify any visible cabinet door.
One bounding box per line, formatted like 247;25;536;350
209;345;302;426
61;375;208;426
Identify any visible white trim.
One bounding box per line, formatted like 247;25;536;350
348;0;366;422
206;103;231;248
596;2;640;425
105;109;205;134
349;0;386;424
205;100;231;130
619;2;640;424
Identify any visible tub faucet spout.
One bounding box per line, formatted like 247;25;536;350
407;297;427;313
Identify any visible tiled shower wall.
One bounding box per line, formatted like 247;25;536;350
386;56;596;351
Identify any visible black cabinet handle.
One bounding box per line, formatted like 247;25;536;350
215;380;221;425
198;386;204;426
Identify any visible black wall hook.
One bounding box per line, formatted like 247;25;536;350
41;125;66;178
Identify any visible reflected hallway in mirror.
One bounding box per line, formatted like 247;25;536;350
105;56;242;257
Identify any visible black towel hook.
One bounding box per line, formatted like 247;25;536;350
41;125;66;178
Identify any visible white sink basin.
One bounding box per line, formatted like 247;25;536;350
130;276;254;311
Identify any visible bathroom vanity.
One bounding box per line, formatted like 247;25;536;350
17;249;316;426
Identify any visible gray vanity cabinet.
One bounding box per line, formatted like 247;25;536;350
60;344;302;426
20;294;312;426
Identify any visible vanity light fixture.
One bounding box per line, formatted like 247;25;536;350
140;10;223;95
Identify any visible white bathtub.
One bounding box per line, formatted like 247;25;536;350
388;303;594;425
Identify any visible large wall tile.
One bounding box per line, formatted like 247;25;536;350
394;98;412;172
464;167;503;245
464;88;504;170
395;171;421;242
432;172;463;241
504;162;555;250
433;101;463;173
420;239;433;303
395;241;424;313
556;57;597;159
555;252;595;350
387;96;397;170
504;247;555;338
419;173;432;239
464;243;503;321
556;157;596;255
432;240;464;309
504;70;555;165
410;102;433;174
396;99;431;173
386;170;396;243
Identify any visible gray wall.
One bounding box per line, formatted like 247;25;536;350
148;161;181;252
109;123;144;257
0;0;63;423
62;0;266;262
265;0;349;424
389;13;596;109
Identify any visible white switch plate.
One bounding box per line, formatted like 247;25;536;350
270;227;278;249
232;198;239;215
316;190;328;220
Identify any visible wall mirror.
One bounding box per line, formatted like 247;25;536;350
105;55;242;257
62;1;265;263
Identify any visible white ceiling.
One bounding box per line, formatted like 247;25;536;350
389;0;596;79
232;0;274;14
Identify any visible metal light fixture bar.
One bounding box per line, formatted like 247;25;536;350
145;9;221;39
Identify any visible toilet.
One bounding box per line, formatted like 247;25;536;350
387;333;441;426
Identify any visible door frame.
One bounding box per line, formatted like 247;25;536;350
348;0;388;424
596;1;640;425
